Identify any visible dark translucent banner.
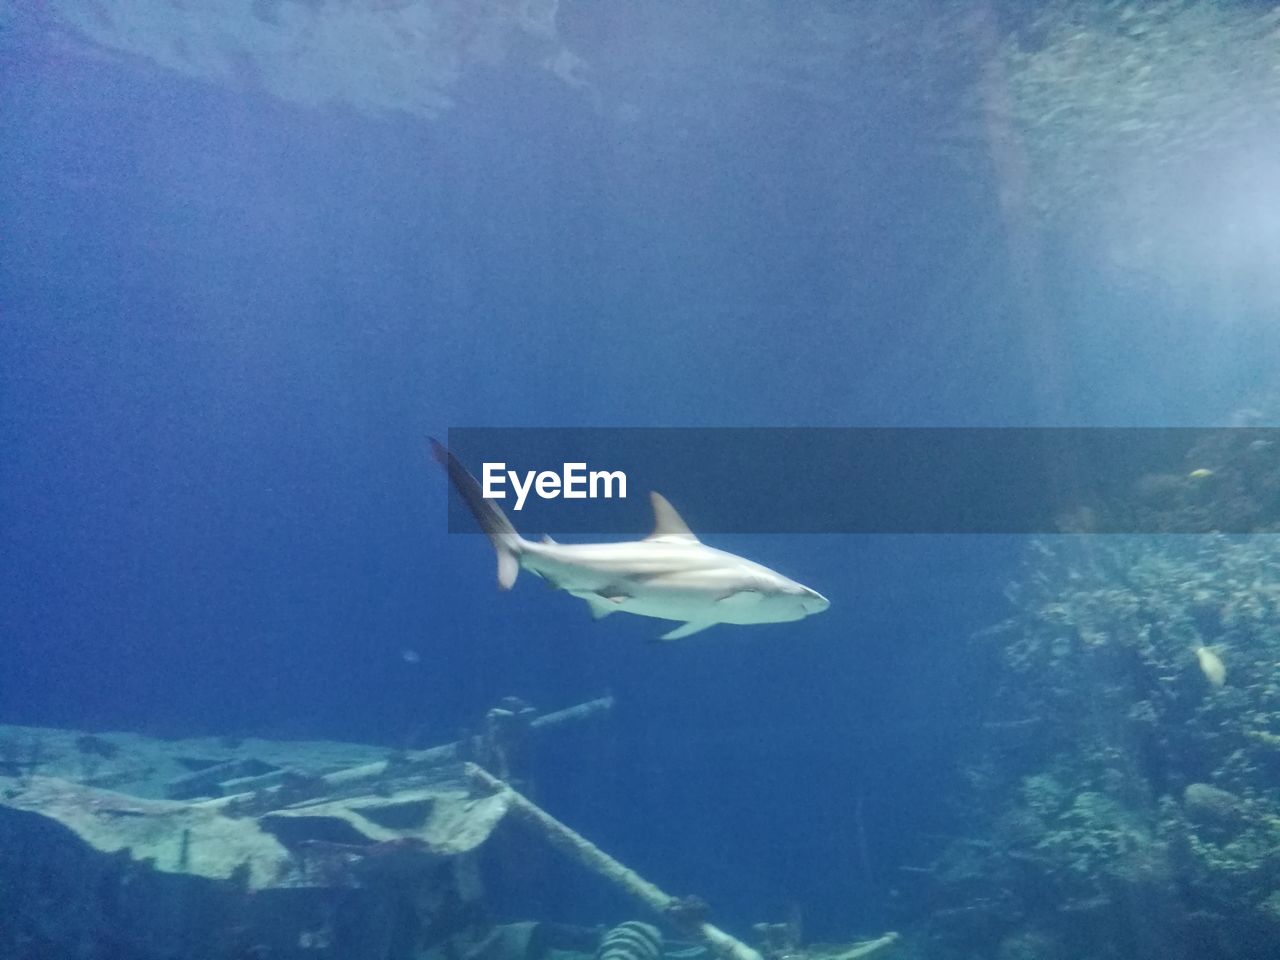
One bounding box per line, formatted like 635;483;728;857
438;428;1280;534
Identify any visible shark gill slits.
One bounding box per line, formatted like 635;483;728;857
596;922;663;960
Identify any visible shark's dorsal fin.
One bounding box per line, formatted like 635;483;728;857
647;492;699;542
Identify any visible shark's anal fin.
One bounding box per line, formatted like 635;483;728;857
658;621;715;641
584;593;626;620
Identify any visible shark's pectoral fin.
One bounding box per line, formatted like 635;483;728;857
658;621;716;641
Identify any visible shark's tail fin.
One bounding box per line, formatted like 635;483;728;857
429;438;524;589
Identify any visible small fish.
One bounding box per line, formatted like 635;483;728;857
1187;468;1214;480
1248;439;1274;454
400;648;421;664
1195;646;1226;688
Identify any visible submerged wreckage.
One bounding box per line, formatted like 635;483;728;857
0;696;898;960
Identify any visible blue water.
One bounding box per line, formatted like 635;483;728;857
3;3;1279;950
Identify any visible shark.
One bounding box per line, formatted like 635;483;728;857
431;439;829;640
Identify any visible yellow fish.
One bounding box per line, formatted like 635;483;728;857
1188;468;1214;480
1195;646;1226;688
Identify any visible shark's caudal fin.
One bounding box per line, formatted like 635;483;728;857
429;438;523;589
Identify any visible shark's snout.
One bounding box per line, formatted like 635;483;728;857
800;586;829;614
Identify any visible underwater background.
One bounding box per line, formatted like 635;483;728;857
3;2;1280;958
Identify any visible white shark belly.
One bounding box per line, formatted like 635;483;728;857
598;592;806;626
526;542;809;628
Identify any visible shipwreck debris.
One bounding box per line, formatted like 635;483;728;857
467;764;900;960
200;694;614;814
466;762;765;960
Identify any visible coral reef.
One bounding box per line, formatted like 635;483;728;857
998;2;1280;210
987;0;1280;294
919;439;1280;959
